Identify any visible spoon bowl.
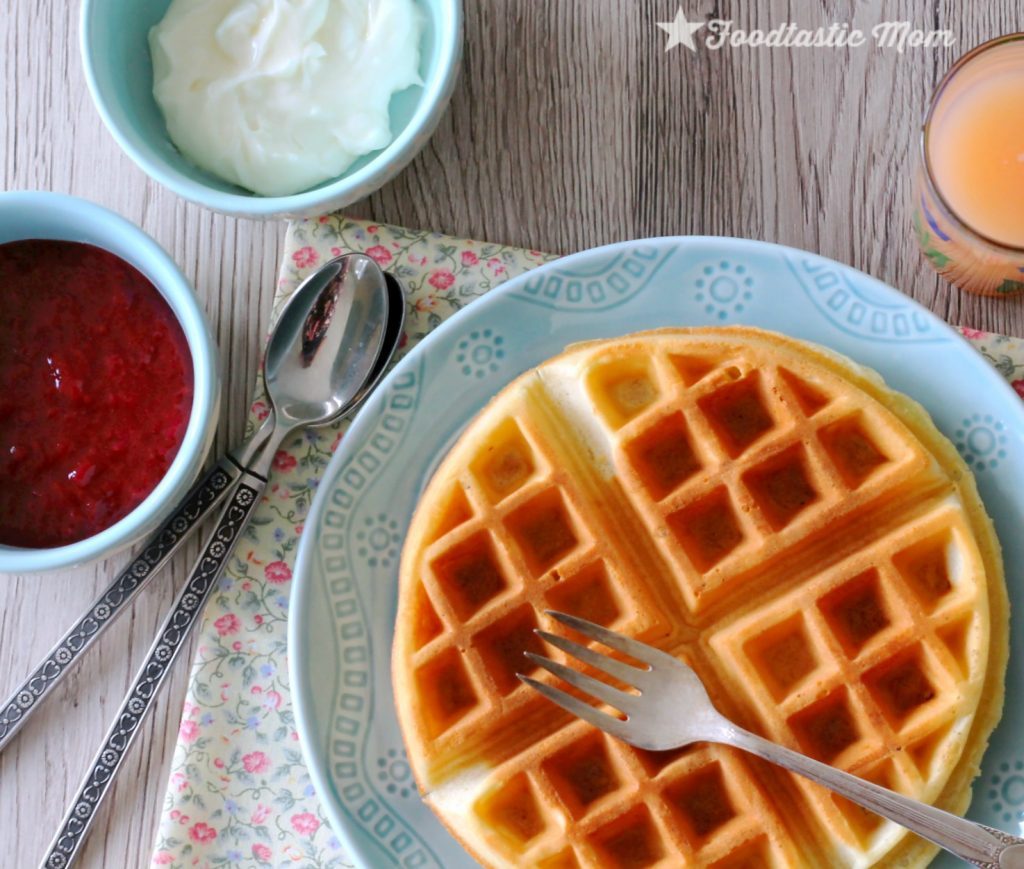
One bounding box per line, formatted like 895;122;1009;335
346;271;408;413
264;253;390;433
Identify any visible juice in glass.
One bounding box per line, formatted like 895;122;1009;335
915;34;1024;295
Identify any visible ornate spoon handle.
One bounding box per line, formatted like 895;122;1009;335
40;469;268;869
0;418;272;755
0;457;240;753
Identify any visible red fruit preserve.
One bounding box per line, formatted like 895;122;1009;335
0;240;194;549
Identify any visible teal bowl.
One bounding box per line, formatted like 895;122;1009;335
80;0;462;218
0;192;220;573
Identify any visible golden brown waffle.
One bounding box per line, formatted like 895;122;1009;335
392;327;1007;868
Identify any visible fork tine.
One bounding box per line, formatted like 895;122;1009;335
517;675;633;742
525;652;638;713
546;610;676;670
535;629;647;688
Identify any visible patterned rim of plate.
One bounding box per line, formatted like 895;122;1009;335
289;236;1024;869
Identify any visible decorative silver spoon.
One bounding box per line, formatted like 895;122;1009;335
0;255;396;755
40;252;391;869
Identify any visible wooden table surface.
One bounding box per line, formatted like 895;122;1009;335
3;1;1023;866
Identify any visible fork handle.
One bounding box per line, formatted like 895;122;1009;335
727;726;1024;868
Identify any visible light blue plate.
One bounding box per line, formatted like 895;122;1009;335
289;237;1024;868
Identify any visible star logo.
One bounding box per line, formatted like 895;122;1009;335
656;6;705;52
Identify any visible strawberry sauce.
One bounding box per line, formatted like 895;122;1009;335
0;240;194;549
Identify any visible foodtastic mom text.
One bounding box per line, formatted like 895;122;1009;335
704;20;956;53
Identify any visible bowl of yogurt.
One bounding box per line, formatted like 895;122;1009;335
80;0;462;217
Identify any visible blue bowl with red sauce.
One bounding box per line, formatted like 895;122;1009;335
0;191;219;573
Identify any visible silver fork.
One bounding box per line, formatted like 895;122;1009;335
519;611;1024;869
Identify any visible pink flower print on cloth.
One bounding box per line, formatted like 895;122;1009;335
291;245;318;269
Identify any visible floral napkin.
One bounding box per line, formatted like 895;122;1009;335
151;219;1024;868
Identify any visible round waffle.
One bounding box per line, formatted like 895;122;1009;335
392;327;1007;868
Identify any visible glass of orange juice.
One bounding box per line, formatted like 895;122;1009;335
915;33;1024;296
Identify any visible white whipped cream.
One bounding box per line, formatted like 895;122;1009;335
149;0;422;196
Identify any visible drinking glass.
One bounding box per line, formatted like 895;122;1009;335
914;34;1024;296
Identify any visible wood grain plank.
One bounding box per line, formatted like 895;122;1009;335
2;2;1023;866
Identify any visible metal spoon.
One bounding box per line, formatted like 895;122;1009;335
40;252;390;869
0;254;392;755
